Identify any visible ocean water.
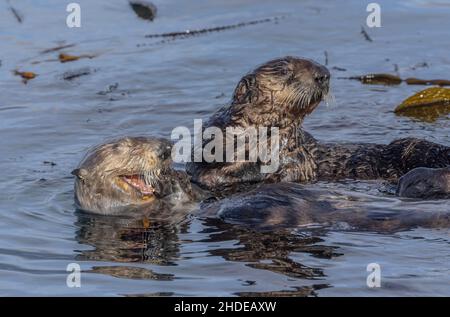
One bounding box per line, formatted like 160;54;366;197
0;0;449;296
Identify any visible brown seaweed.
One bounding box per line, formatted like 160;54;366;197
62;67;93;81
395;87;450;122
59;53;95;63
361;26;373;42
129;1;157;21
13;70;37;83
348;73;402;85
9;5;23;23
40;44;76;54
405;78;450;86
144;16;283;39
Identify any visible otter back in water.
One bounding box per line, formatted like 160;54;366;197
396;167;450;199
200;182;450;232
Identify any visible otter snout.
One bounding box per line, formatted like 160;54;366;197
314;68;330;89
155;138;173;161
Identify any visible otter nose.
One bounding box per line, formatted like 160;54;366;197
159;145;171;160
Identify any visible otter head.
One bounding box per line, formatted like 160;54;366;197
396;167;450;199
72;137;179;214
231;56;330;126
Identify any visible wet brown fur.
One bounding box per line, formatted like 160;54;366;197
73;137;202;215
73;57;450;228
187;56;331;192
187;56;450;196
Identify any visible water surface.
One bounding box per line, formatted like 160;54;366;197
0;0;449;296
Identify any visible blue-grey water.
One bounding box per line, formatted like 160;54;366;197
0;0;449;296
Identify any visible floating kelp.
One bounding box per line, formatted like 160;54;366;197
129;1;157;21
144;16;283;39
348;73;402;85
9;5;23;23
324;51;329;66
137;16;284;48
395;87;450;122
59;53;95;63
345;74;450;87
332;66;347;72
360;26;373;42
30;51;95;65
62;67;93;81
40;44;76;54
405;78;450;86
14;70;37;83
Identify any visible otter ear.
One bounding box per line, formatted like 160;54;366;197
71;168;88;180
233;74;257;104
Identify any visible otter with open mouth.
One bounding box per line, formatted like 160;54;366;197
73;56;449;221
72;137;203;215
72;137;450;231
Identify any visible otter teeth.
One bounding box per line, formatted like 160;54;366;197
122;175;155;195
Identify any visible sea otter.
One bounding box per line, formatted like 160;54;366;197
72;136;450;233
72;136;203;216
186;56;330;191
200;182;450;232
186;56;450;193
72;56;449;220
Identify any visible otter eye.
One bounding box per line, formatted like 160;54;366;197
162;146;172;160
280;68;290;76
72;168;88;180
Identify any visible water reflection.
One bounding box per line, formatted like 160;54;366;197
73;181;450;295
201;218;336;296
75;211;185;265
395;105;450;123
74;202;340;296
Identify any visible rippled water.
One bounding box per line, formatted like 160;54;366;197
0;0;449;296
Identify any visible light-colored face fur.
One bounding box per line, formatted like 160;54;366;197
72;137;173;214
231;56;330;127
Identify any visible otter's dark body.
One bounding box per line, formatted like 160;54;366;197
301;131;450;181
396;167;450;199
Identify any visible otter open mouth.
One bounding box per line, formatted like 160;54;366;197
120;175;156;195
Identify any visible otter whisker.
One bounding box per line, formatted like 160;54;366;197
291;87;304;108
282;85;302;109
296;86;308;108
144;170;159;187
323;89;336;108
280;87;294;108
297;86;309;109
